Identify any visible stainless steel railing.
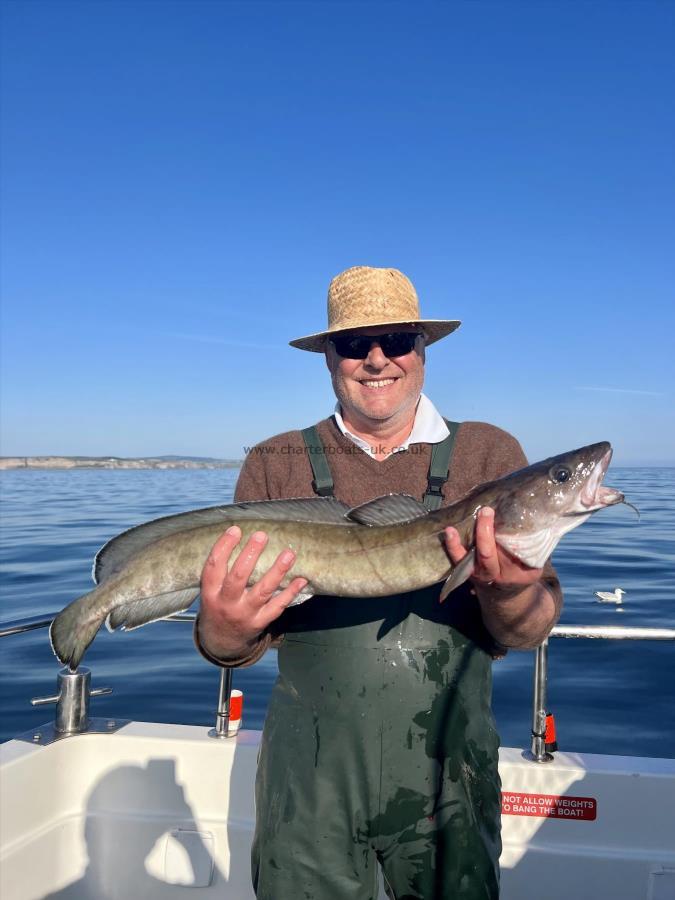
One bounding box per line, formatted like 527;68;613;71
5;611;675;641
2;611;674;754
528;624;675;762
0;613;59;637
551;624;675;640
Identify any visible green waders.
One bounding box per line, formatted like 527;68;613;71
252;428;501;900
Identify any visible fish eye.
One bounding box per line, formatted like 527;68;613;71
550;465;572;484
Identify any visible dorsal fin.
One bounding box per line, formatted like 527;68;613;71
94;497;352;585
346;494;429;527
232;497;351;524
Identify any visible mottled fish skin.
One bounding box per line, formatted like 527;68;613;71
49;441;624;670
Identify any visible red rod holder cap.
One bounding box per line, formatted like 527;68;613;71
545;712;558;753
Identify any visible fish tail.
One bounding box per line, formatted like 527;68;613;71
49;587;107;671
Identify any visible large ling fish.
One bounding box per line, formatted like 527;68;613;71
50;441;629;670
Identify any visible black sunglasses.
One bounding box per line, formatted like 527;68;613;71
330;331;421;360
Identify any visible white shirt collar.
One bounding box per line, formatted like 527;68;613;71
333;393;449;459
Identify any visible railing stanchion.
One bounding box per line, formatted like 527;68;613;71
209;667;234;739
527;640;554;763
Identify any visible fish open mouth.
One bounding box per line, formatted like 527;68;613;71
579;448;624;512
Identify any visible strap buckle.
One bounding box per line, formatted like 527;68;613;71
427;474;447;494
312;479;334;497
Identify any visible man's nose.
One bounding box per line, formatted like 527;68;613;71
363;342;388;368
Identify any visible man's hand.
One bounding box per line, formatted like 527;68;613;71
198;526;308;660
444;506;543;595
443;506;558;648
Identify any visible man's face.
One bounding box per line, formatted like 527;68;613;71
325;325;426;428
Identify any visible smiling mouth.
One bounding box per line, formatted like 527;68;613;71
360;378;398;389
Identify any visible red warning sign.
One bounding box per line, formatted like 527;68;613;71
501;792;597;821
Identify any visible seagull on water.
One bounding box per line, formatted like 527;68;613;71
595;588;626;604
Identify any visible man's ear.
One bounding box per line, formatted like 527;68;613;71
324;341;337;374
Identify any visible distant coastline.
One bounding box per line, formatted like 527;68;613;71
0;456;242;471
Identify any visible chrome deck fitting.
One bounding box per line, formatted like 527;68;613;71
16;666;127;746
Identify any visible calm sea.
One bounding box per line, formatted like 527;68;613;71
1;467;673;757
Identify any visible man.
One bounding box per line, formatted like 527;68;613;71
196;266;562;899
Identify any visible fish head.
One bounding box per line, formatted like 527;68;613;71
489;441;625;568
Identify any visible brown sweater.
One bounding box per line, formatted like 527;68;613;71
196;417;563;666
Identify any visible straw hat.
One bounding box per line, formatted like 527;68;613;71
289;266;461;353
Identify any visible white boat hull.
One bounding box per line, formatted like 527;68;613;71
2;722;674;899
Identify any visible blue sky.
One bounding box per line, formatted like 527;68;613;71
1;0;673;465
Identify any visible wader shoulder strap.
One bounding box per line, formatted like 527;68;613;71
301;418;459;505
300;425;335;497
423;419;460;511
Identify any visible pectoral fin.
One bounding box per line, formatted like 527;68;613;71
439;548;475;602
280;586;315;607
